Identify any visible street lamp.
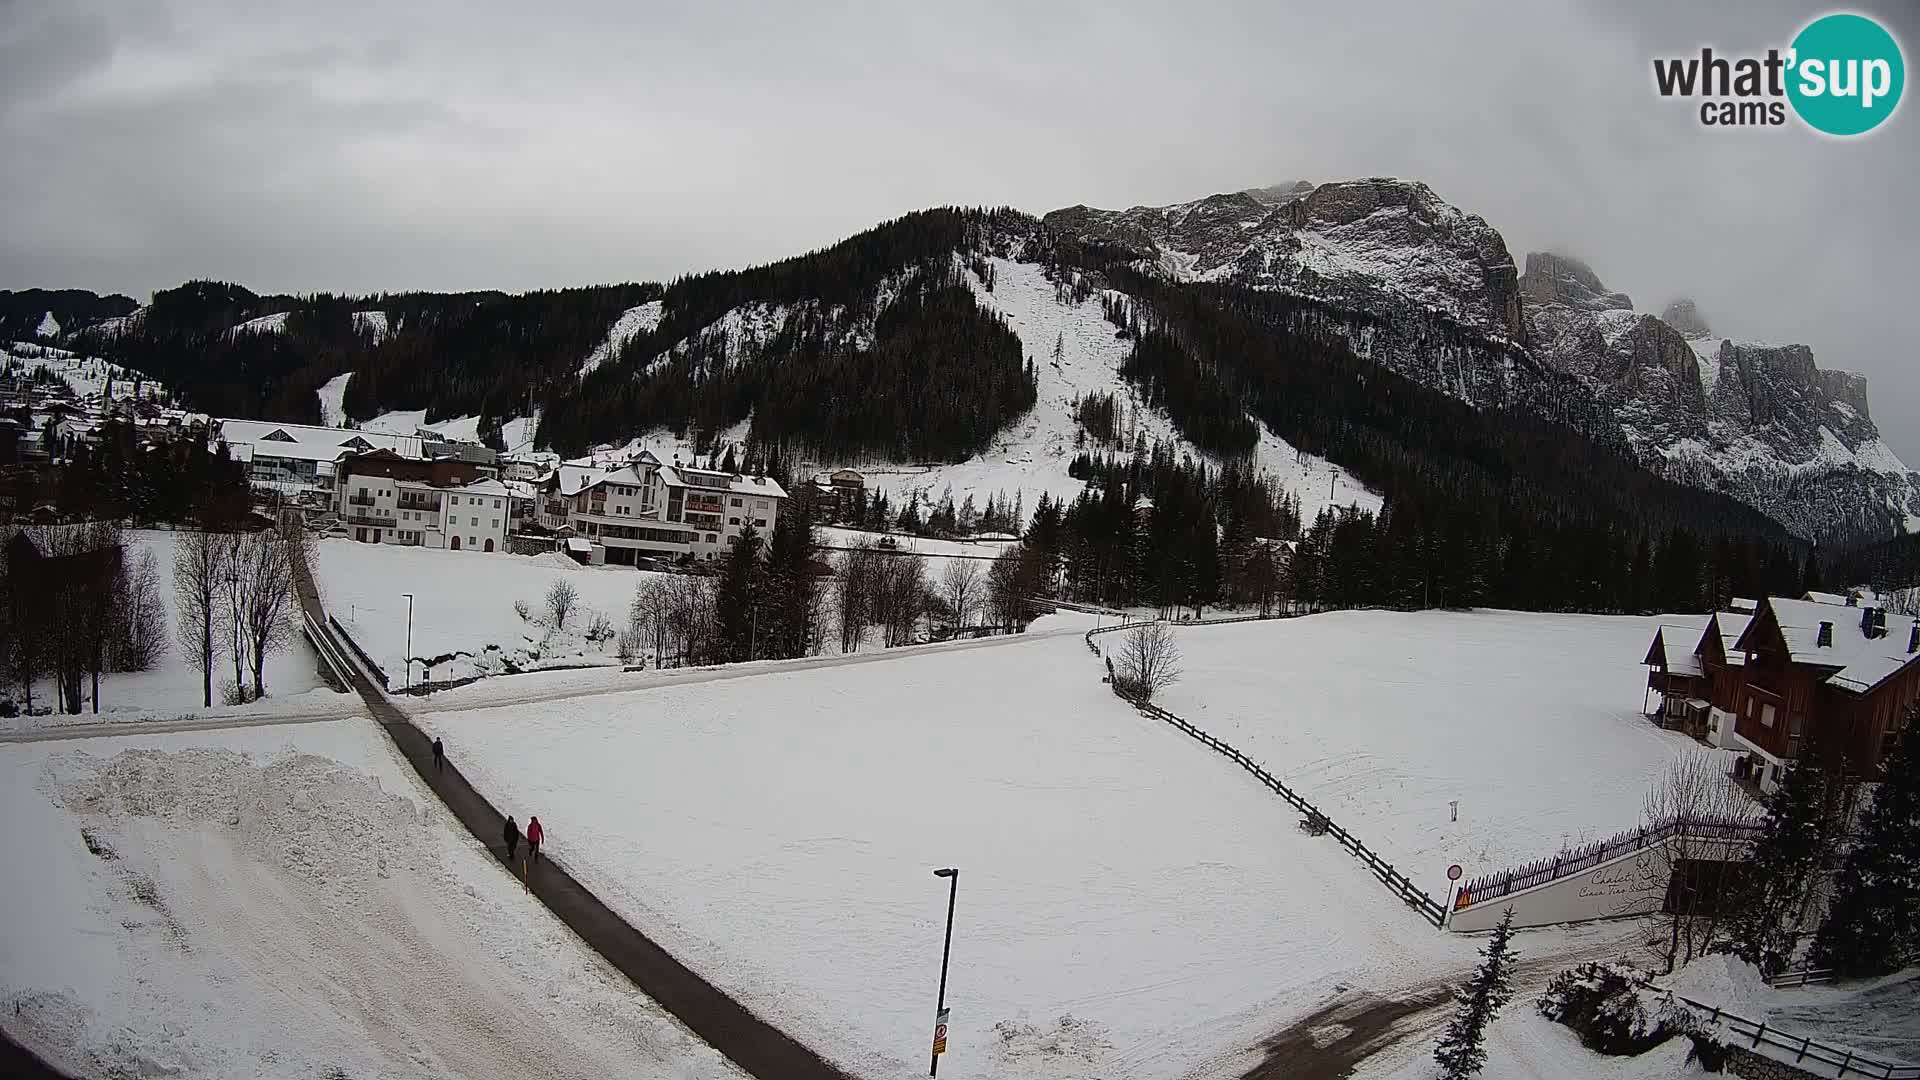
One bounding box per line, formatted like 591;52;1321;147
401;592;414;689
930;867;958;1077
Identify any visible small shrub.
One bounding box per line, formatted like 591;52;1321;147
1537;961;1696;1056
220;680;255;707
513;599;531;622
585;610;614;644
1299;812;1330;837
0;698;16;719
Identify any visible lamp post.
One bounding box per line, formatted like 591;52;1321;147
930;867;958;1076
401;592;414;689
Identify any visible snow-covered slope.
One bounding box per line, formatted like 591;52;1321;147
227;311;290;336
352;309;390;343
863;257;1377;519
2;341;170;404
0;721;741;1080
576;300;662;379
315;371;352;427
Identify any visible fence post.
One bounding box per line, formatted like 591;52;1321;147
1837;1051;1852;1077
1752;1022;1765;1048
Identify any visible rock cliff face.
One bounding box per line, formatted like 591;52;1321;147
1045;181;1919;541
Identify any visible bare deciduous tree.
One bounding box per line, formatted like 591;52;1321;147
941;559;981;631
837;544;881;653
875;555;929;647
546;578;579;629
174;529;229;708
113;546;168;671
1116;620;1182;701
238;530;294;700
1641;750;1760;973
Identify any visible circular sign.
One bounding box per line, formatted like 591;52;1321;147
1787;13;1905;137
1446;864;1463;882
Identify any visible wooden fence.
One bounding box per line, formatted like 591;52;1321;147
1761;966;1837;990
1458;815;1764;910
1671;992;1919;1079
1087;619;1447;928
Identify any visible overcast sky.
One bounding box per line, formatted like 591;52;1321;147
4;0;1917;457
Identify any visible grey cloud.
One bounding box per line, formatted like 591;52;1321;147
2;0;1917;459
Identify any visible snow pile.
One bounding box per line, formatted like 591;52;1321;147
1157;610;1708;876
1;722;743;1080
1659;954;1770;1013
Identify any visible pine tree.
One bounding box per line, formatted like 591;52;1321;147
1728;737;1837;975
1434;908;1518;1079
1811;707;1920;976
716;524;762;663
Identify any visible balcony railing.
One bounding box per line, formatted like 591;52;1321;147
345;510;395;526
347;494;377;507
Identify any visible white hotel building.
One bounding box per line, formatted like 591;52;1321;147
535;451;785;564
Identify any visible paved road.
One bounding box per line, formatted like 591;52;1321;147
0;703;363;744
293;559;856;1080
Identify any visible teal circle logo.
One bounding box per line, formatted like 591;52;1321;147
1787;13;1904;136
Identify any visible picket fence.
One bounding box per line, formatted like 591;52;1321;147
1457;815;1764;910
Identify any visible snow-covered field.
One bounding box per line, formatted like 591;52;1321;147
310;538;669;684
1156;610;1719;885
3;530;333;735
0;718;740;1080
417;630;1476;1080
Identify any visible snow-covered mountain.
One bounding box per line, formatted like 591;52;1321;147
1043;180;1918;541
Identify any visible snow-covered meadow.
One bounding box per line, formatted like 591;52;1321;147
309;538;670;685
1155;610;1719;885
416;630;1471;1080
0;718;740;1080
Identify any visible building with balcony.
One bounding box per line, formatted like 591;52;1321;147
1645;592;1920;795
336;448;509;552
215;417;498;509
532;451;786;565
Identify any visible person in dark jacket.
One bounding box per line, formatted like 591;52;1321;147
526;816;544;864
432;737;445;773
503;816;520;861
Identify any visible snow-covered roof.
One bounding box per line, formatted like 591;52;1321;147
1745;597;1920;696
1654;625;1704;677
1728;597;1758;613
1707;610;1755;667
218;418;423;461
657;465;787;499
566;537;593;553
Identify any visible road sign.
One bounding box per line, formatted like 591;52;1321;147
1447;864;1463;881
931;1008;950;1056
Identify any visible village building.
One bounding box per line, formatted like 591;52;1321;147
214;418;498;510
531;451;786;565
335;449;509;552
1645;590;1920;794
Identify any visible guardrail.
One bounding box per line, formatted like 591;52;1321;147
1671;992;1919;1079
299;606;357;691
328;615;390;690
1458;815;1764;911
1087;619;1446;927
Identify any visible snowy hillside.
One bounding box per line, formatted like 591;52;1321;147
227;311;290;336
315;371;352;427
822;257;1376;520
356;407;537;452
576;300;662;379
351;309;390;343
2;341;171;404
0;720;741;1079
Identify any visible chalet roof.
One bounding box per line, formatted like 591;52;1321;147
657;465;788;499
1651;624;1704;677
216;418;424;461
1739;597;1920;696
1703;610;1755;667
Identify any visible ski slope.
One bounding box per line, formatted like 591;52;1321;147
315;371;352;427
417;631;1468;1080
1156;610;1722;881
823;258;1377;523
0;719;740;1080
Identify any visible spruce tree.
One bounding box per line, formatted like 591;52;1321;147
1434;908;1518;1079
716;524;762;663
1728;737;1836;975
1811;707;1920;976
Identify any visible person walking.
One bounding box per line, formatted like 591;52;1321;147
503;815;520;862
526;816;544;865
432;737;445;773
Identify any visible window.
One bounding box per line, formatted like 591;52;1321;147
468;536;477;547
755;500;767;510
490;519;499;528
729;517;740;526
470;516;479;526
493;499;501;509
730;497;742;507
754;519;766;528
1761;704;1777;728
705;533;717;544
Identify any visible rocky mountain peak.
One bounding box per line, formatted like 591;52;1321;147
1242;181;1314;206
1519;252;1632;312
1659;298;1711;339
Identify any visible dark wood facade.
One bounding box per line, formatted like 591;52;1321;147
1731;600;1918;778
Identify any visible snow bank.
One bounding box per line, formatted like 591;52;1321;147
1157;610;1712;878
420;633;1464;1080
0;721;741;1080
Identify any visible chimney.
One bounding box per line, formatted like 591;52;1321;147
1816;621;1833;647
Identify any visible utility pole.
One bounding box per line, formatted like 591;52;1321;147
930;867;959;1076
401;592;414;689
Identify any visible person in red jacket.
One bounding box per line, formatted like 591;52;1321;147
526;816;544;864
